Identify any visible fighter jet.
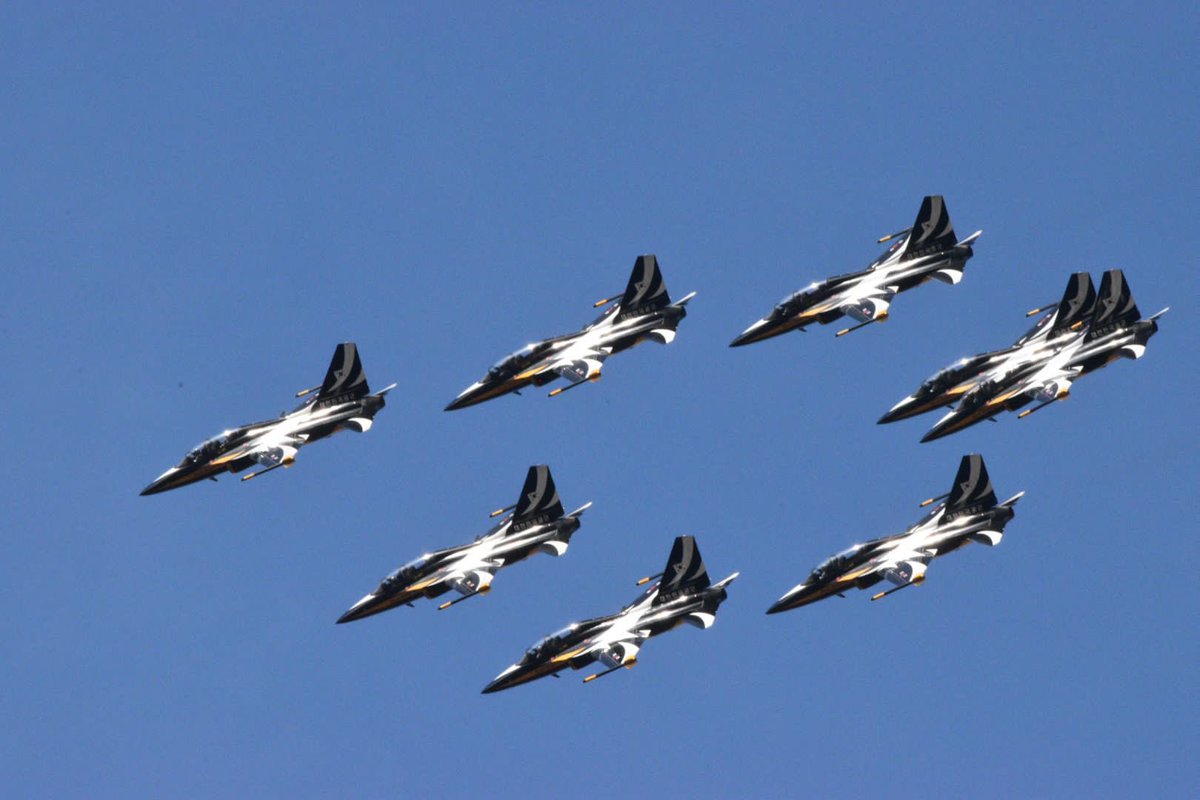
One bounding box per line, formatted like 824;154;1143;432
768;454;1022;613
337;465;590;622
141;343;395;495
482;536;737;693
731;196;981;346
445;255;695;410
879;272;1097;425
921;270;1166;441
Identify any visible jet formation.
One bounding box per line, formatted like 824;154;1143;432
337;465;590;621
483;536;737;692
879;270;1166;441
731;195;981;346
141;343;394;495
446;255;695;410
768;455;1022;613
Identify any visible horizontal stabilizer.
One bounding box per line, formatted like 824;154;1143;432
565;501;593;518
969;530;1004;546
713;571;740;590
999;490;1025;508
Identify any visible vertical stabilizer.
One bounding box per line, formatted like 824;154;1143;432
653;535;711;603
512;465;564;531
315;343;370;405
902;196;958;258
943;454;998;519
1049;272;1097;336
1089;270;1142;336
616;255;671;320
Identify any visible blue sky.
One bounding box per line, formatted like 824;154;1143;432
2;3;1197;797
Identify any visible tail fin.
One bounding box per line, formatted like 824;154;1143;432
902;195;958;258
315;343;370;405
943;454;998;519
653;535;711;604
1089;270;1142;336
1049;272;1097;336
511;465;564;532
616;255;671;321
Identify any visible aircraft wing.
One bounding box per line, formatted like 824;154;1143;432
551;627;648;676
211;430;307;468
837;547;934;588
548;344;611;385
438;557;503;597
987;362;1082;409
838;282;898;324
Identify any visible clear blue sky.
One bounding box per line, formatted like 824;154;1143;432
3;4;1196;797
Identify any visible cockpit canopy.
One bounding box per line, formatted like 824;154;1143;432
918;354;993;398
488;343;540;377
179;432;232;466
810;544;865;581
918;361;969;396
381;556;428;588
524;624;577;660
774;283;820;314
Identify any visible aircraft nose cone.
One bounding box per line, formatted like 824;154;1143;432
139;468;178;496
481;665;523;694
766;584;813;614
878;403;911;425
729;320;769;347
336;593;383;624
444;381;489;412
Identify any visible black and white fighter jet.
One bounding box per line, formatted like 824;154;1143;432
140;343;394;496
337;465;590;622
730;196;981;345
879;272;1098;425
767;455;1022;613
482;536;737;693
445;255;695;410
920;270;1166;441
